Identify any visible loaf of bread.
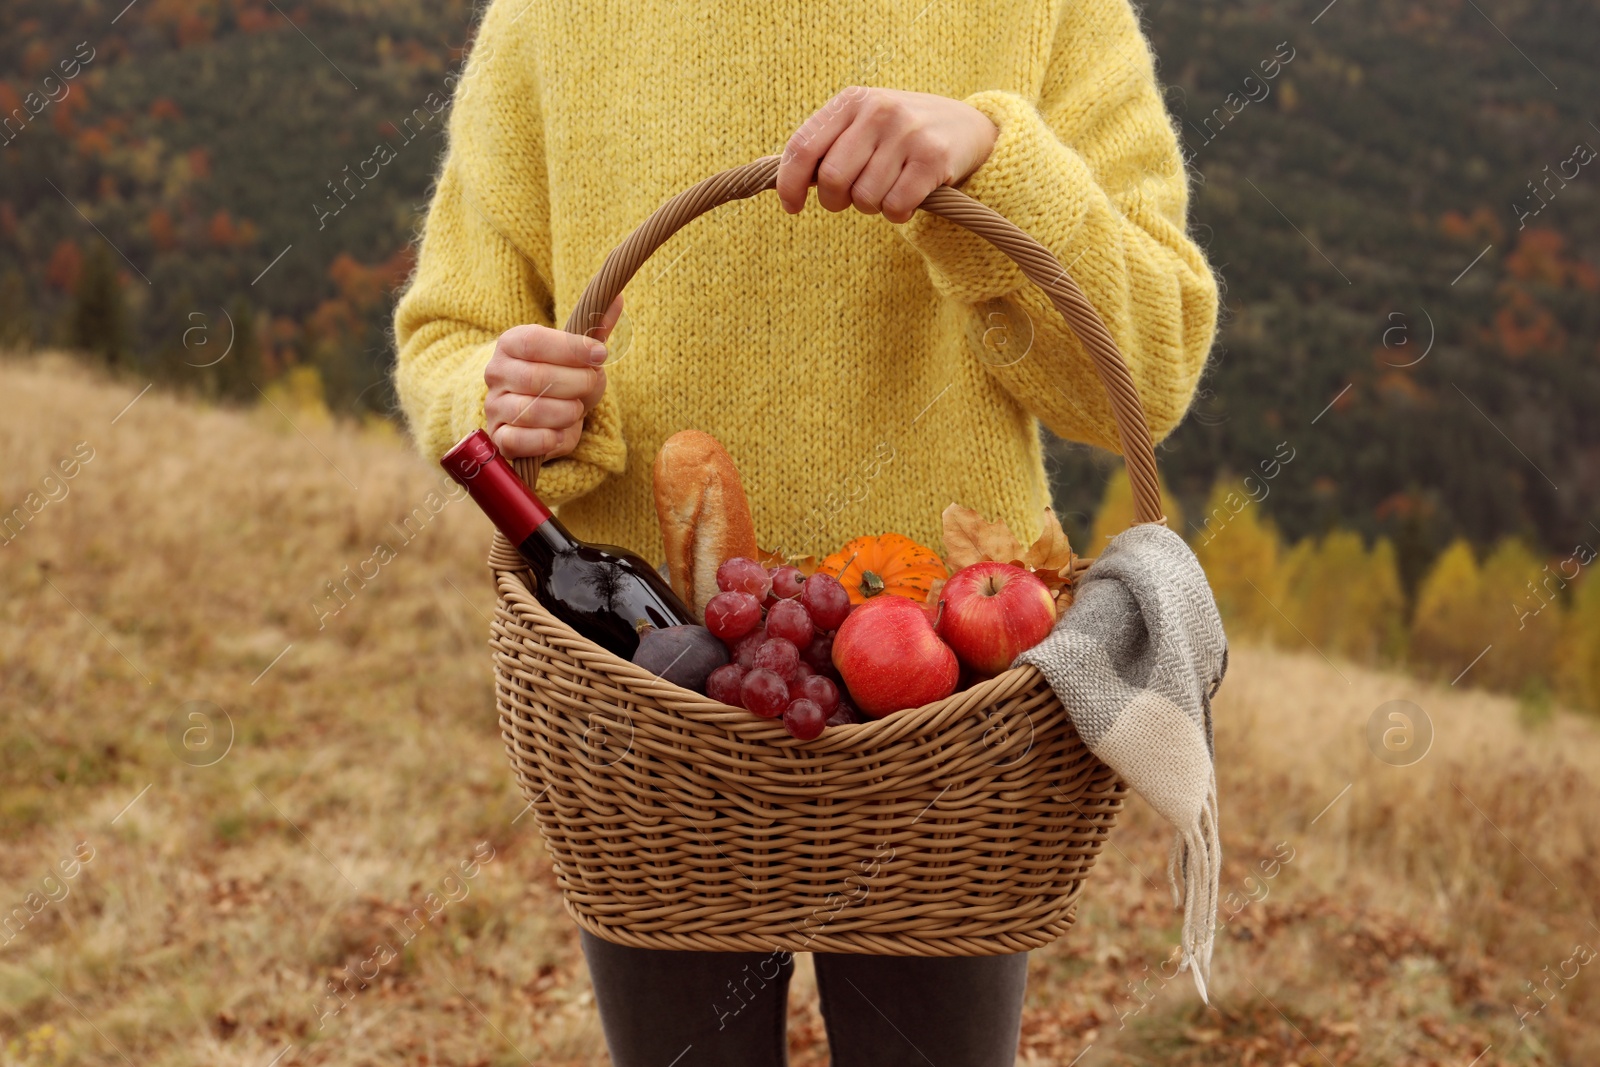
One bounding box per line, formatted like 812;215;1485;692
652;430;759;619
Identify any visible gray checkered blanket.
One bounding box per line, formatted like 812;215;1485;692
1015;521;1228;1001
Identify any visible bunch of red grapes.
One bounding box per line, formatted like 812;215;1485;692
702;558;859;741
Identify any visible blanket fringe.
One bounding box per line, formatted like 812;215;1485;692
1166;768;1222;1003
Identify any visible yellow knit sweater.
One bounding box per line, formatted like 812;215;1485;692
393;0;1219;562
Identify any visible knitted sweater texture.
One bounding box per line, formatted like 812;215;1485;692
393;0;1219;561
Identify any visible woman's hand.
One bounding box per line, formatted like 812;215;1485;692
484;293;623;460
776;88;999;224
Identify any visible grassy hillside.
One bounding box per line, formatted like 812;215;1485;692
3;0;1598;581
2;355;1597;1065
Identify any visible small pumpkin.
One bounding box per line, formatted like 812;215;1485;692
818;533;948;605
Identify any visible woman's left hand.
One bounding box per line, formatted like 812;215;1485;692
777;88;999;224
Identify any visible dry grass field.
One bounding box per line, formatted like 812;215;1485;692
2;352;1598;1066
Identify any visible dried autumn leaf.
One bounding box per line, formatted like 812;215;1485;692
754;545;818;575
1035;572;1071;599
1023;507;1076;577
941;503;1027;571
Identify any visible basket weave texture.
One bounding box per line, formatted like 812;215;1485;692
488;154;1164;956
490;565;1127;955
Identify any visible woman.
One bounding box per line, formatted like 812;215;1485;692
394;0;1219;1062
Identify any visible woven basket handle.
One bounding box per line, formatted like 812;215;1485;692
507;153;1164;527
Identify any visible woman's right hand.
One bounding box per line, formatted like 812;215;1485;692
484;293;623;460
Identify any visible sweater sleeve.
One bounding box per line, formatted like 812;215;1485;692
892;0;1220;451
391;0;625;508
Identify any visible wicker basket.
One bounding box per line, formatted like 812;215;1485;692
486;154;1169;956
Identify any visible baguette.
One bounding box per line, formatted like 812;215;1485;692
652;430;759;619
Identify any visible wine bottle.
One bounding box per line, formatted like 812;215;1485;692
441;430;694;659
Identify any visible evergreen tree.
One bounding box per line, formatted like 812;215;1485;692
70;245;126;367
213;296;263;403
0;269;34;350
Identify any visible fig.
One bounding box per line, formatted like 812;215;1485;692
632;624;728;693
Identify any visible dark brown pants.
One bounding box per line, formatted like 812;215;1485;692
578;928;1029;1066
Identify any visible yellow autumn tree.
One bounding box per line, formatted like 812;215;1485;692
259;364;330;425
1087;466;1185;555
1409;540;1489;682
1559;570;1600;715
1189;479;1289;644
1475;537;1560;694
1367;539;1410;662
1406;536;1555;694
1279;531;1406;664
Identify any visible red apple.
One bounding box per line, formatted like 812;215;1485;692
936;562;1057;676
831;594;959;718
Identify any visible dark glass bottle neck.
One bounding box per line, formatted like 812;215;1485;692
441;431;556;545
517;514;578;571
